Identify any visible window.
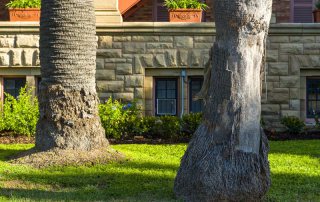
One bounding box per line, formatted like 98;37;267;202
155;78;177;115
306;78;320;118
291;0;315;23
189;78;204;113
4;78;26;99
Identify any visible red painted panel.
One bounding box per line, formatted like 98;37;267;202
119;0;141;14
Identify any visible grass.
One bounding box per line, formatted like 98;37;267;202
0;140;319;201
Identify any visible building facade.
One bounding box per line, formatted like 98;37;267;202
0;0;319;130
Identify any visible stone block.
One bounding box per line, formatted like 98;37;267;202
194;36;213;42
141;54;154;67
125;75;144;87
96;58;104;69
21;49;34;66
154;54;166;67
165;50;177;67
174;36;193;48
280;44;303;54
113;42;122;49
97;49;121;58
98;36;112;48
96;69;115;80
116;63;132;75
269;36;289;43
290;36;315;43
16;35;39;48
160;36;173;42
9;50;21;66
261;104;280;115
280;76;299;88
279;55;289;62
134;88;144;99
104;58;126;63
0;51;9;66
0;37;14;48
268;88;289;104
105;62;116;70
178;49;189;66
116;75;124;81
125;87;134;93
266;50;278;62
96;80;124;93
123;43;146;54
304;43;320;50
190;50;201;67
113;36;131;42
134;56;143;74
289;99;300;110
113;92;134;102
132;36;159;42
266;76;279;82
194;43;212;49
32;50;40;66
146;43;173;49
268;62;288;76
281;104;290;110
290;88;299;99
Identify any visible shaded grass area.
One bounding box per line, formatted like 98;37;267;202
0;141;319;201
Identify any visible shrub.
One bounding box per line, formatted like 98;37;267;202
281;116;305;134
6;0;41;8
0;87;39;136
99;98;143;139
181;112;202;137
156;116;181;139
163;0;208;10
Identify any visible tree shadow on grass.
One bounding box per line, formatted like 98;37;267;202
1;166;179;202
0;149;30;161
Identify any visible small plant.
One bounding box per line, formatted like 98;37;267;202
6;0;41;8
181;112;202;137
0;86;39;136
163;0;208;10
99;98;143;139
316;1;320;9
280;116;305;134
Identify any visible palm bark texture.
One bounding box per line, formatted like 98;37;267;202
174;0;273;201
36;0;108;151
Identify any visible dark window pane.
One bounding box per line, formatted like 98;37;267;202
189;78;204;113
4;78;26;99
155;78;177;116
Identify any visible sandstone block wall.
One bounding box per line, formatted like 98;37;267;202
0;22;319;130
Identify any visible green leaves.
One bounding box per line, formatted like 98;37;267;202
0;86;39;136
163;0;208;10
6;0;41;9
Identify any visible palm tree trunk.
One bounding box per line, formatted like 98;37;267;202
36;0;108;151
174;0;273;201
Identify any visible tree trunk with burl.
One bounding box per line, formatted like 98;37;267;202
174;0;273;201
36;0;108;151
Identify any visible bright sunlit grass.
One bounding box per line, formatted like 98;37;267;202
0;141;319;201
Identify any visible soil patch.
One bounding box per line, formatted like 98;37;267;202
9;147;124;168
265;130;320;141
0;133;35;144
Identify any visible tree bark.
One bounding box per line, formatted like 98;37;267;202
174;0;272;201
36;0;108;151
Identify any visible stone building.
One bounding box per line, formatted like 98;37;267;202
0;0;319;130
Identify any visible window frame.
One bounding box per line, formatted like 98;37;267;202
154;77;178;116
291;0;316;23
3;77;26;100
306;78;320;118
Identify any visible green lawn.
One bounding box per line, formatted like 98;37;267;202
0;140;319;201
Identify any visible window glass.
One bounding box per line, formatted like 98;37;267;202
155;78;177;115
306;79;320;117
189;77;204;113
4;78;26;99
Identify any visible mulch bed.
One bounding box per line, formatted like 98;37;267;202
265;129;320;141
1;131;320;146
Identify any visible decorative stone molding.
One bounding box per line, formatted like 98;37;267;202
94;0;123;23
